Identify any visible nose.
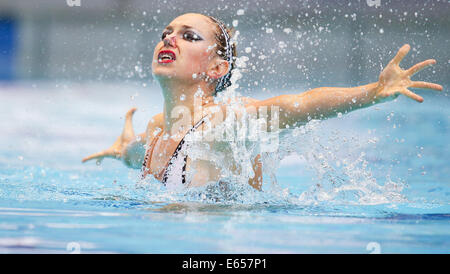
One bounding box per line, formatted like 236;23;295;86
163;35;177;48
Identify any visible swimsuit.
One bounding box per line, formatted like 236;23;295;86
141;118;206;185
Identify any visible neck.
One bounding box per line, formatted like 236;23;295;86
158;79;214;137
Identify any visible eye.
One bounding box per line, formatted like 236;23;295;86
183;31;202;42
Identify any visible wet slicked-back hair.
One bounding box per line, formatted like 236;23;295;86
207;16;237;94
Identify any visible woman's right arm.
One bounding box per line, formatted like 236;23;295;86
82;109;163;169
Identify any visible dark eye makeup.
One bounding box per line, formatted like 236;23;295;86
161;29;203;42
183;31;202;41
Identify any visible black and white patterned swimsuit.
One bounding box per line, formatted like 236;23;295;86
141;118;206;186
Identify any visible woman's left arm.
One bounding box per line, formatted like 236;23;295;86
246;44;443;129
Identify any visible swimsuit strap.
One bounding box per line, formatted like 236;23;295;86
162;118;206;185
141;129;163;180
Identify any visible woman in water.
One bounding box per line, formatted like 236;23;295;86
82;13;442;190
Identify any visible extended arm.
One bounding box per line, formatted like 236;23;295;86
82;109;163;169
82;96;259;168
246;44;442;129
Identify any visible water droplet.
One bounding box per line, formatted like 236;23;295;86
206;43;217;52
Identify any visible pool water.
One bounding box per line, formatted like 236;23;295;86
0;82;449;253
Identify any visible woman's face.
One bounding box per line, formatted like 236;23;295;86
152;13;219;85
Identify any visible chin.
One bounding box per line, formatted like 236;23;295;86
152;66;177;79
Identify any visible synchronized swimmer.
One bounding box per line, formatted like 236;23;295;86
82;13;442;190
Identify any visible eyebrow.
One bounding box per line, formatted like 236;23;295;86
165;25;195;31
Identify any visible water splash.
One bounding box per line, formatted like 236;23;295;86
274;120;407;206
138;86;407;207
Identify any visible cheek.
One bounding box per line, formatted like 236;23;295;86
151;43;161;70
152;42;163;59
183;46;212;70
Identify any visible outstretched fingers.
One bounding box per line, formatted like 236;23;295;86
82;108;137;164
400;88;423;103
391;44;410;65
406;59;436;75
411;81;443;91
82;150;109;163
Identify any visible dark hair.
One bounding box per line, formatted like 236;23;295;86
207;16;237;94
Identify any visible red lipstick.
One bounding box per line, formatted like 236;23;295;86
158;50;176;64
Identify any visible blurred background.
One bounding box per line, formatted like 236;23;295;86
0;0;448;90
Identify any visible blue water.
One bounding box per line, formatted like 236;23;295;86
0;82;449;253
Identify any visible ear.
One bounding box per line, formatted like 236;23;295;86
206;58;229;80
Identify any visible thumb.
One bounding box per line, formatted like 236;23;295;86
121;108;137;141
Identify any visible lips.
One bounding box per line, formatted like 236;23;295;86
158;50;176;64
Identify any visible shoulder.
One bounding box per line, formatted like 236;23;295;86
202;96;260;112
199;96;261;123
146;112;164;129
241;96;260;105
145;112;164;143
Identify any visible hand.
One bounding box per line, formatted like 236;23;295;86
82;108;137;164
376;44;442;103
